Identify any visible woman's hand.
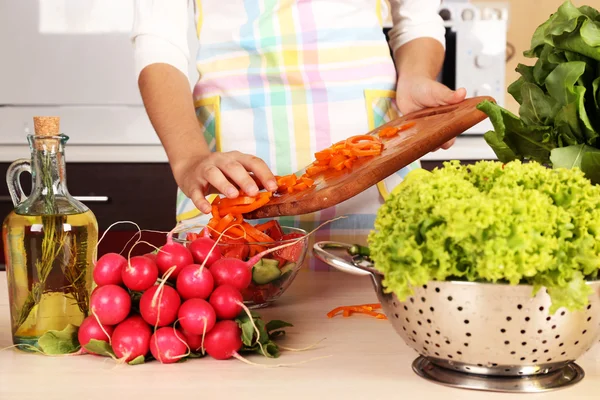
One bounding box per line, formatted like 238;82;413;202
172;151;278;214
396;75;467;150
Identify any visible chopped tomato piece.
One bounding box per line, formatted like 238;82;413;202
274;233;306;262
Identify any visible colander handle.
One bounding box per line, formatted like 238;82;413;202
312;241;378;277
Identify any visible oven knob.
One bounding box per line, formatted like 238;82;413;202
439;8;451;21
475;54;493;68
462;8;475;21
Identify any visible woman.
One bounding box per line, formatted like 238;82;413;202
132;0;465;268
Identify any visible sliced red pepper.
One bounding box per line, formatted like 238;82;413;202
218;196;257;209
215;213;235;233
218;191;272;216
241;221;274;243
306;165;329;176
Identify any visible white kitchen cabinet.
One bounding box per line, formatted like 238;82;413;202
0;0;198;145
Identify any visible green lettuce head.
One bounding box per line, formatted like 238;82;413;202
367;161;600;314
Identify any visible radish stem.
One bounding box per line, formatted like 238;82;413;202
91;309;113;345
232;353;332;368
93;220;141;264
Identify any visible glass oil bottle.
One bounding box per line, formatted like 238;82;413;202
2;116;98;349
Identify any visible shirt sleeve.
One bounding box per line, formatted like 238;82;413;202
131;0;191;79
386;0;446;54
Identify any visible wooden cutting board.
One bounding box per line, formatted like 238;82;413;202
243;96;495;219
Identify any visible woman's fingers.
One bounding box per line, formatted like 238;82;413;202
218;158;260;196
203;164;239;198
189;187;212;214
238;155;278;192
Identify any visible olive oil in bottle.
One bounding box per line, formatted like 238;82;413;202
2;116;98;349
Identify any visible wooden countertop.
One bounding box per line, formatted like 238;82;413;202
1;270;600;400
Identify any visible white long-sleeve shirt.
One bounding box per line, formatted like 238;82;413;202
131;0;446;80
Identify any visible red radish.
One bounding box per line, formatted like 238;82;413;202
143;253;157;263
209;258;252;290
139;285;181;327
181;329;203;352
208;236;306;291
156;242;193;280
189;237;222;267
90;284;131;325
178;298;216;335
175;264;214;300
93;253;127;286
111;315;152;362
78;316;114;355
149;327;189;364
203;320;243;360
122;256;159;291
209;284;243;320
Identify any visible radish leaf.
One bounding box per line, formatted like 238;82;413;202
128;355;145;365
84;339;115;358
265;320;293;334
38;324;80;355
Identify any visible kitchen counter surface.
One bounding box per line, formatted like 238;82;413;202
0;135;498;163
2;269;598;400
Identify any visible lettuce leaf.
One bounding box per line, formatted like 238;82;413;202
368;161;600;314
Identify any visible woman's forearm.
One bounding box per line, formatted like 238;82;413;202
394;37;445;81
138;63;209;178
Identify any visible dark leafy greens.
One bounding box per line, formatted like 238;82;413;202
477;1;600;182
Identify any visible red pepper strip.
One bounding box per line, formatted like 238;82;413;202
314;149;333;161
346;134;382;147
351;147;382;157
277;175;297;187
241;221;274;243
398;121;416;131
215;213;235;233
218;196;257;209
218;192;272;216
186;232;200;242
211;205;221;221
306;165;329;176
287;182;307;193
254;220;278;232
207;218;220;236
326;304;387;319
328;155;346;169
333;162;346;171
378;126;399;138
300;176;314;186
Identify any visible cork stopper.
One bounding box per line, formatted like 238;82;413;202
33;116;60;137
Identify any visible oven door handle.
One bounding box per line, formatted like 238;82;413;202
0;195;110;203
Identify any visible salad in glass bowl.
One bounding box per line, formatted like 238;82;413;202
176;219;308;309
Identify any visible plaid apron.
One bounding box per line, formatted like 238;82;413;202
176;0;420;269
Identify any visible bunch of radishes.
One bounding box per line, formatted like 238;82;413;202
79;229;292;364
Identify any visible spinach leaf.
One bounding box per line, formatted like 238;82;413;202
519;82;557;126
581;151;600;184
478;1;600;175
477;100;555;164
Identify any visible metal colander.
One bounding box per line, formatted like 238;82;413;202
313;241;600;378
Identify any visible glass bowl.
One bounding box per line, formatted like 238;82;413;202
175;226;308;308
